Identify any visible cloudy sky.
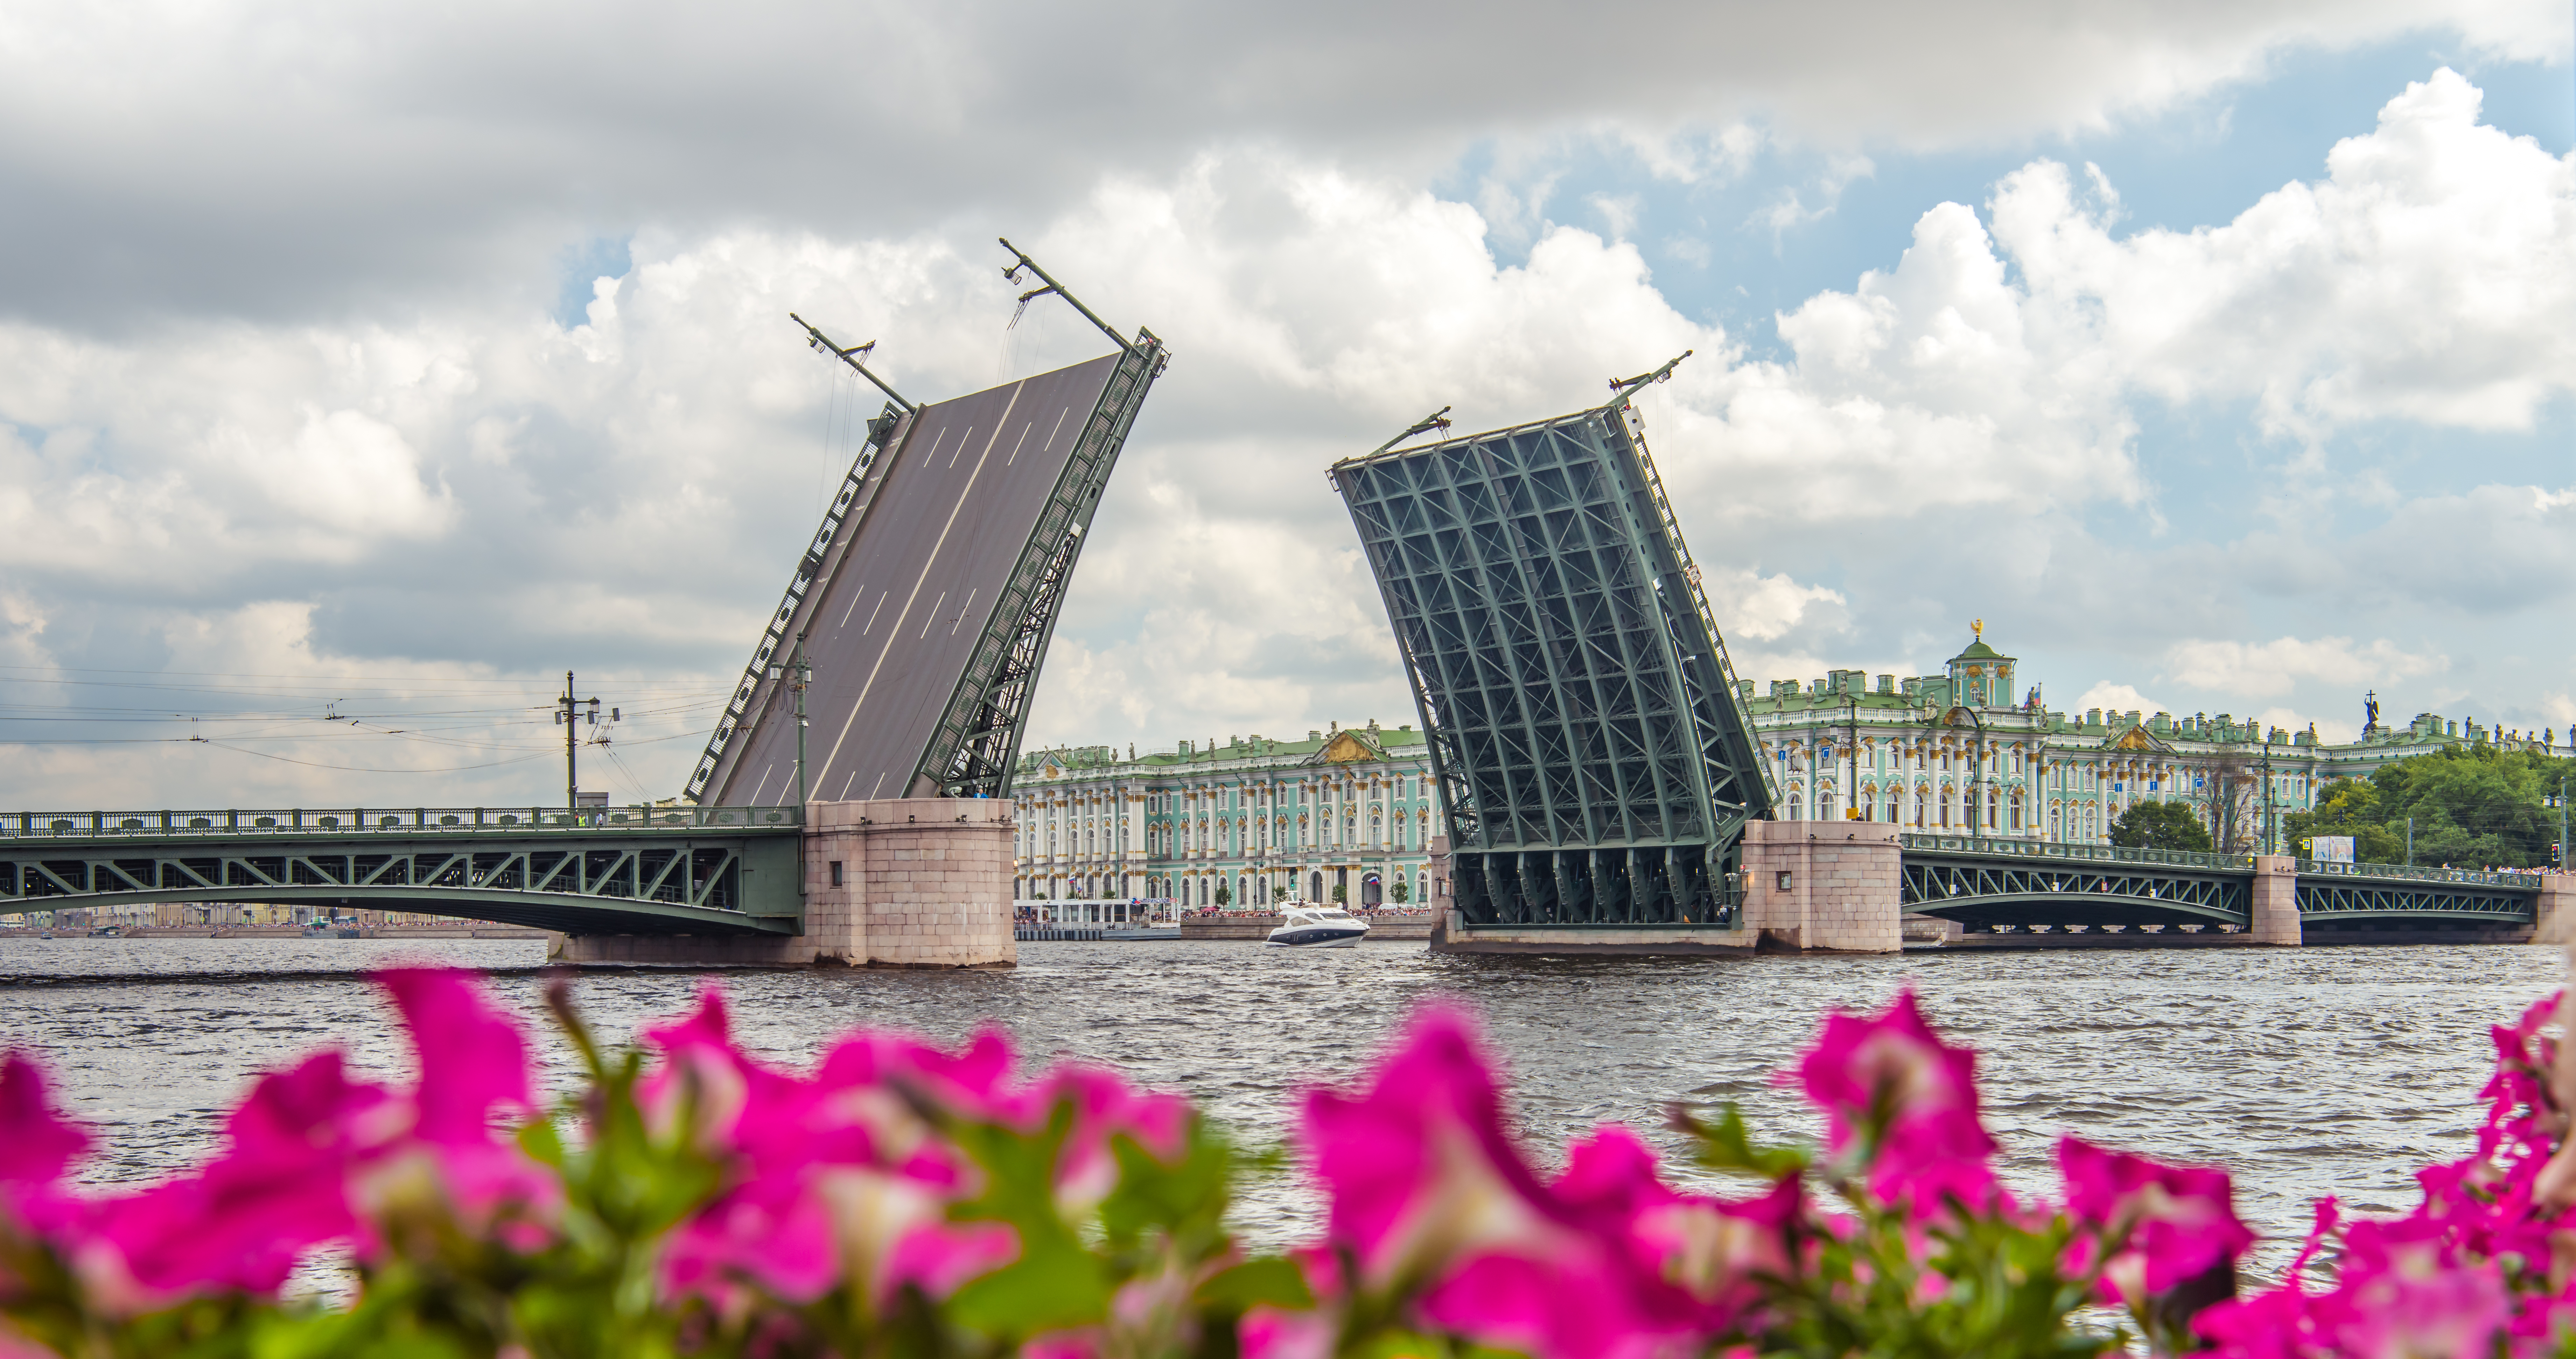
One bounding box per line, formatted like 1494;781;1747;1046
2;0;2571;809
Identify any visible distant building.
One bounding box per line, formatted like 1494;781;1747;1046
1013;721;1438;908
1010;625;2545;889
1739;623;2538;849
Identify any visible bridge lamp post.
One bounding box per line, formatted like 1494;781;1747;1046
766;636;811;809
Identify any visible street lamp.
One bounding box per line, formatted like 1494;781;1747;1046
767;636;812;809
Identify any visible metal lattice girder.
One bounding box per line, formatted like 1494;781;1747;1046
1330;399;1771;929
1900;853;2251;928
2297;879;2534;923
920;330;1167;799
0;824;803;935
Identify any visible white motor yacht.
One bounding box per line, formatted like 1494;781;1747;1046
1265;904;1370;948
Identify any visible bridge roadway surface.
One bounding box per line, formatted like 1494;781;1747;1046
0;807;804;936
4;812;2549;943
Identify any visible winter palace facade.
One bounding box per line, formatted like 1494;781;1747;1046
1011;625;2532;908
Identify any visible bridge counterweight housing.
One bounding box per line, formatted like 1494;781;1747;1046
1330;399;1775;931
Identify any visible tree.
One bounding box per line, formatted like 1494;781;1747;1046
2276;749;2576;868
2109;801;2214;852
1390;877;1410;904
2283;778;2407;864
1331;883;1348;905
2202;753;2255;854
1213;883;1231;907
1270;885;1288;904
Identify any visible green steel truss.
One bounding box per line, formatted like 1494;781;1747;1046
1898;837;2537;931
1901;853;2252;929
2296;878;2533;925
919;331;1168;799
686;404;905;804
1331;400;1773;928
1;810;804;935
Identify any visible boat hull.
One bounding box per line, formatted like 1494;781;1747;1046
1265;926;1369;948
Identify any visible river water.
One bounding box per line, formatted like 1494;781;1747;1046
0;936;2561;1278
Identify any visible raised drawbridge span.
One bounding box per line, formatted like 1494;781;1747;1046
1331;356;1776;933
8;243;1164;945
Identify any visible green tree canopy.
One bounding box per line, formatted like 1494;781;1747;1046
2284;746;2574;867
2109;800;2215;852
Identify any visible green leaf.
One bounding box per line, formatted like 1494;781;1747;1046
1193;1258;1315;1312
1674;1103;1808;1180
944;1242;1113;1335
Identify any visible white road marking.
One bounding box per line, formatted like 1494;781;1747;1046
815;381;1028;789
860;591;887;635
919;590;947;639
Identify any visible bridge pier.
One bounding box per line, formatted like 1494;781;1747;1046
1740;821;1904;954
2537;873;2576;946
2251;854;2302;946
552;797;1017;968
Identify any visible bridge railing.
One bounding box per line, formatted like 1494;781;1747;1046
0;807;803;837
2297;858;2544;889
1896;834;2253;872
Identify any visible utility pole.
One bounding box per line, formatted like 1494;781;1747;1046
2259;738;2274;856
555;671;603;808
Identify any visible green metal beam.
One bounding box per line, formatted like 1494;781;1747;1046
0;823;804;936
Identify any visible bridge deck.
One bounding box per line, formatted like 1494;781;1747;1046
2;807;804;935
1897;833;2540;932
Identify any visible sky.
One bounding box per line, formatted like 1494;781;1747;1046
1;0;2571;809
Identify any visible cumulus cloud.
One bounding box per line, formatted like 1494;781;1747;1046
2163;635;2446;697
1992;70;2576;446
2074;683;2166;716
1;1;2564;329
1;65;2569;805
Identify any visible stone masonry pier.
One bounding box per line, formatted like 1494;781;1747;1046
551;797;1017;967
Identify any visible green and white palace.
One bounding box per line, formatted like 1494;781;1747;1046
1013;624;2543;905
1742;623;2538;845
1014;723;1438;910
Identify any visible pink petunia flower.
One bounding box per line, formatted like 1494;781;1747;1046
1303;1008;1785;1359
1300;1005;1556;1292
644;989;1170;1312
2057;1136;2252;1304
1794;991;1999;1214
0;1051;91;1237
79;1051;395;1306
357;969;557;1239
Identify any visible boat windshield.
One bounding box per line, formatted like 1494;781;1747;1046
1318;911;1351;920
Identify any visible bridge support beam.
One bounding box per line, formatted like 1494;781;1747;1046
2250;854;2302;945
1741;821;1902;954
553;798;1017;968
